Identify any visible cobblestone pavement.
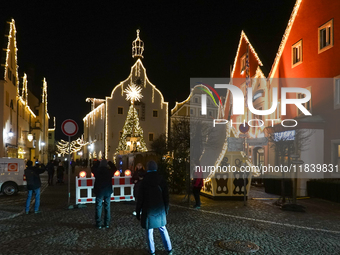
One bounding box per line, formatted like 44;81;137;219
0;167;340;255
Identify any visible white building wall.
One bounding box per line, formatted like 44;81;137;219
105;59;168;161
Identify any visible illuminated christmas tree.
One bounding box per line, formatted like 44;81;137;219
116;84;148;154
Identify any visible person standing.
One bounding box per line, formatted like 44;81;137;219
132;163;145;215
56;162;65;184
136;160;172;255
192;163;203;209
46;160;55;186
25;160;45;214
93;159;115;229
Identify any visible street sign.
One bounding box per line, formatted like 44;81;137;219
227;137;244;151
61;119;78;137
239;123;249;133
61;119;78;208
247;137;268;146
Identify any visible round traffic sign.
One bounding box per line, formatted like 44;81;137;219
61;119;78;137
239;123;250;134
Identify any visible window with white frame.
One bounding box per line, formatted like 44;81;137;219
335;77;340;109
297;87;312;116
318;19;333;53
240;54;246;74
292;40;302;67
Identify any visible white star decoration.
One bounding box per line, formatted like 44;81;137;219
124;83;143;103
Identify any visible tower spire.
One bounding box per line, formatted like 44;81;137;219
132;29;144;58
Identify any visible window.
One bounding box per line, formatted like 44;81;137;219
153;110;158;117
194;97;198;103
149;133;154;142
335;77;340;109
6;91;9;106
136;108;140;116
240;54;246;74
209;111;212;117
292;40;302;67
297;87;312;115
318;19;333;53
118;107;123;114
253;90;264;101
190;109;194;115
48;133;52;139
8;68;11;81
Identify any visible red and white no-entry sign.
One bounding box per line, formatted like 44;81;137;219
61;119;78;137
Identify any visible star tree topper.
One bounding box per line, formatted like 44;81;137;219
124;83;143;104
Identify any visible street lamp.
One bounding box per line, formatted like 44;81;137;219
27;133;33;142
8;129;14;138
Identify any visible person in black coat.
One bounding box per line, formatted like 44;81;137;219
93;159;115;229
24;160;45;214
136;160;172;255
46;160;55;186
56;162;65;184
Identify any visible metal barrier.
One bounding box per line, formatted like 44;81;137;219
75;176;134;205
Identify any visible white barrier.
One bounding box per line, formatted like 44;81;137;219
75;176;134;205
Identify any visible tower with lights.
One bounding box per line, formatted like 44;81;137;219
83;30;168;161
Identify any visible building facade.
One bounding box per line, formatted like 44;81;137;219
83;30;168;162
221;0;340;195
0;19;50;163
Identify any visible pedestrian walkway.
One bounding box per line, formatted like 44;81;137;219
0;167;339;254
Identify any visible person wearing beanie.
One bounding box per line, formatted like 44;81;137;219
136;160;172;255
93;159;115;229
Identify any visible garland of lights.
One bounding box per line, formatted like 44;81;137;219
57;138;90;156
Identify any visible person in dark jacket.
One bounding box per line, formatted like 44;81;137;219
46;160;55;186
192;160;203;209
136;160;172;255
56;162;65;184
132;163;145;215
93;159;115;229
24;160;45;214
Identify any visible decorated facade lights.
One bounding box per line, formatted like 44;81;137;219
115;83;147;154
124;83;143;104
57;138;90;156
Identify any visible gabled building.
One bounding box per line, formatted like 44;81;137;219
0;19;50;163
83;30;168;162
267;0;340;193
224;31;269;171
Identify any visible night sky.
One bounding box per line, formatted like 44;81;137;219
2;1;296;140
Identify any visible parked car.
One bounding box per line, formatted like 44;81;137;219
0;158;27;195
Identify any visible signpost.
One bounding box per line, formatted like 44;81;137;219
61;119;78;208
239;123;250;206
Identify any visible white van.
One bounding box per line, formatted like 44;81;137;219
0;158;27;196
